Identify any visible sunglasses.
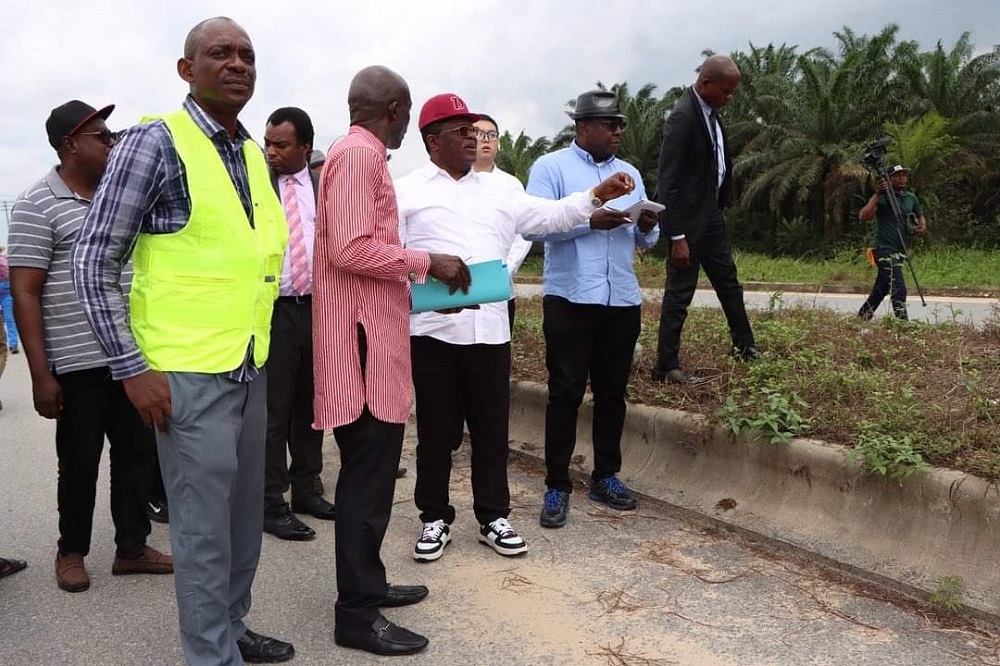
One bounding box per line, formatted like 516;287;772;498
593;119;627;132
73;129;121;146
437;125;478;139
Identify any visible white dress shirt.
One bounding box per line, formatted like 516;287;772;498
475;167;534;276
693;89;726;192
277;165;317;296
396;163;597;345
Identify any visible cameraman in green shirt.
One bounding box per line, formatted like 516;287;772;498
858;165;927;321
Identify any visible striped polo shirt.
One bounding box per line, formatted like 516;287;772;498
7;168;129;374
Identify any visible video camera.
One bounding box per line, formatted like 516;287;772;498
861;136;891;171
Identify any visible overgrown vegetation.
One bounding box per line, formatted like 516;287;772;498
511;297;1000;481
519;247;1000;292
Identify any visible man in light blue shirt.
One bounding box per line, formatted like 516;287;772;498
524;90;659;528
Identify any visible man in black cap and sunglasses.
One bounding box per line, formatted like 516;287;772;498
7;100;172;594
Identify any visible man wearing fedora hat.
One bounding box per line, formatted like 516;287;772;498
858;164;927;320
7;99;172;593
523;89;659;529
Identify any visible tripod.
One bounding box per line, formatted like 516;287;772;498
873;168;927;307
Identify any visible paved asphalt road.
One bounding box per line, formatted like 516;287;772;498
2;354;1000;665
515;283;1000;327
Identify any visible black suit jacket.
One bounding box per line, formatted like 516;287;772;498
655;87;733;243
270;169;321;206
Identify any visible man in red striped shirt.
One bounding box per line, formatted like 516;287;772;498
312;65;470;657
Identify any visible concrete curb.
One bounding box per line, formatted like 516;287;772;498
508;380;1000;621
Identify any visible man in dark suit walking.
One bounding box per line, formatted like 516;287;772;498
652;55;759;385
262;106;335;540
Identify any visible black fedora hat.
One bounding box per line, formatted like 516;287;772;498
567;90;625;120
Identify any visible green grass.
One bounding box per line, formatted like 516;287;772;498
511;297;1000;481
518;246;1000;291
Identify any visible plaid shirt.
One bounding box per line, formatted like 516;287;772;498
73;96;259;381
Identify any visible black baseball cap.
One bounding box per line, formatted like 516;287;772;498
45;100;115;149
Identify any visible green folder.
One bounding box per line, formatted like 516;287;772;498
410;259;512;314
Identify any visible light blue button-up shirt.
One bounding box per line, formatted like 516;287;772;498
524;141;659;306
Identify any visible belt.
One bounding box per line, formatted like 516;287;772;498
277;294;311;305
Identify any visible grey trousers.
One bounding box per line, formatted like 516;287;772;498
156;371;267;666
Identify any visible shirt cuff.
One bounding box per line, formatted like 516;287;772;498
404;249;433;285
670;234;686;241
108;348;150;381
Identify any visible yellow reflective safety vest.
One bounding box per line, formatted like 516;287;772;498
129;110;288;373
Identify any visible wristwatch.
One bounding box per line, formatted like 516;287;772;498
588;187;603;207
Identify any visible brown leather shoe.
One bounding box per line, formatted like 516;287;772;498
112;546;174;576
55;552;90;592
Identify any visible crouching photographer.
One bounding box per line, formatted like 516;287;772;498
858;164;927;321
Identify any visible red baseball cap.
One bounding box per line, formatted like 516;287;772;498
418;93;480;130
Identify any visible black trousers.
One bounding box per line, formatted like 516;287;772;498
655;227;755;373
55;367;154;557
264;297;324;512
542;296;641;493
411;336;511;526
333;326;403;630
860;251;908;320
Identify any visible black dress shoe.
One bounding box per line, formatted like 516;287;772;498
263;507;316;541
663;369;708;385
237;628;295;663
381;584;428;608
335;616;428;656
291;494;336;520
733;345;761;361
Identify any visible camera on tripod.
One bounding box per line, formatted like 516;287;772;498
862;136;891;171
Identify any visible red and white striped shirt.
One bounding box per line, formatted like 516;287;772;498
312;126;431;429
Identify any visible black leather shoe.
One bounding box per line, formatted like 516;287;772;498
381;584;428;608
237;629;295;663
291;494;336;520
335;616;428;656
653;368;708;385
263;507;316;541
733;345;761;361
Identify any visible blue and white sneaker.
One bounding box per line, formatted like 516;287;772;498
539;488;570;528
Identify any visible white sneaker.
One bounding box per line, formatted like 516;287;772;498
413;519;451;561
478;517;528;556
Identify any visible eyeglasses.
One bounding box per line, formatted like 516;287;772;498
74;129;120;146
593;119;627;132
437;125;478;138
475;129;499;141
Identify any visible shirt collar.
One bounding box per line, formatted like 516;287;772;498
348;125;387;155
417;161;478;183
45;167;84;201
570;140;617;167
692;88;713;116
183;95;252;144
283;165;309;187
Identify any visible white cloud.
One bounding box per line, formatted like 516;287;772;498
1;0;997;239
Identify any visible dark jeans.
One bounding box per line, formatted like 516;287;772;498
655;229;755;373
860;251;908;320
411;336;511;526
333;326;404;631
55;367;154;557
542;296;641;493
264;297;324;512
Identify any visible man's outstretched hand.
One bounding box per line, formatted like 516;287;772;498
592;172;635;203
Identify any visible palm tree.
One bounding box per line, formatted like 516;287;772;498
494;131;552;185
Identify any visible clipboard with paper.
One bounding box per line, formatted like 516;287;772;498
410;259;512;314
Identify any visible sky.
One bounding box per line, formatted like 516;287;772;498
0;0;997;241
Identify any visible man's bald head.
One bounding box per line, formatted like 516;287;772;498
347;66;412;149
183;17;245;59
695;54;741;109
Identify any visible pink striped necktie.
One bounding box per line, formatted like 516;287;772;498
283;175;310;295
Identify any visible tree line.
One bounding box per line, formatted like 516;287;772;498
496;25;1000;257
